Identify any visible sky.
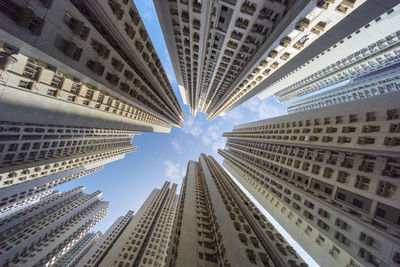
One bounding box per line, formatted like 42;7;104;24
55;1;317;265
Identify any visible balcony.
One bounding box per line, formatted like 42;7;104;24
280;52;290;61
135;41;143;53
227;41;238;49
231;31;243;41
268;50;278;59
317;0;334;10
376;181;396;197
112;58;124;72
311;22;326;35
139;28;147;41
97;44;109;58
109;0;124;19
181;11;189;23
384;137;400;146
193;1;201;13
241;2;256;15
106;73;119;86
183;27;190;36
235;19;248;30
336;0;356;14
337;136;351;143
125;24;135;39
259;60;268;67
295;18;310;32
184;39;190;47
357;137;375;145
87;60;105;76
65;42;82;61
124;70;134;81
270;62;278;69
193;33;200;42
193;19;201;30
262;69;270;76
279;37;291;48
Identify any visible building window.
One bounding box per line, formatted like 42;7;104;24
47;89;57;96
71;83;80;94
67;95;75;102
18;80;33;89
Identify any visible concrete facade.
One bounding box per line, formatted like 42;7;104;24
222;0;400;116
167;154;307;267
0;186;108;267
54;231;102;267
0;122;136;214
270;6;400;103
220;93;400;266
77;182;178;267
0;188;53;215
287;64;400;113
0;0;183;131
78;211;134;267
154;0;383;119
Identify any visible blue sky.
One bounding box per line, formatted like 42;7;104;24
55;1;317;265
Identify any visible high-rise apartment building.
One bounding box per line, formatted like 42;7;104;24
0;123;136;214
0;186;109;267
78;210;134;267
167;154;307;267
0;0;183;132
287;63;400;114
79;182;178;267
266;5;400;103
0;188;53;215
220;93;400;266
54;231;102;267
155;0;397;119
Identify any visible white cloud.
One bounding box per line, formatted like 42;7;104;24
201;125;226;155
170;139;182;154
141;11;153;20
134;0;154;20
243;96;286;120
221;108;243;123
164;160;185;183
153;47;176;85
164;64;177;85
181;116;203;136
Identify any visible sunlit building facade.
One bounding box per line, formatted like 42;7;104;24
80;182;178;267
223;1;399;118
54;231;102;267
0;188;53;215
154;0;398;119
0;123;136;214
78;210;134;267
166;154;307;267
0;186;108;267
0;0;183;132
287;63;400;113
269;6;400;103
220;93;400;266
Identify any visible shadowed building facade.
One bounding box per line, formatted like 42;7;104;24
166;154;307;267
78;182;178;267
220;93;400;266
0;0;184;132
53;231;102;267
0;186;108;267
77;211;134;267
0;0;185;214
